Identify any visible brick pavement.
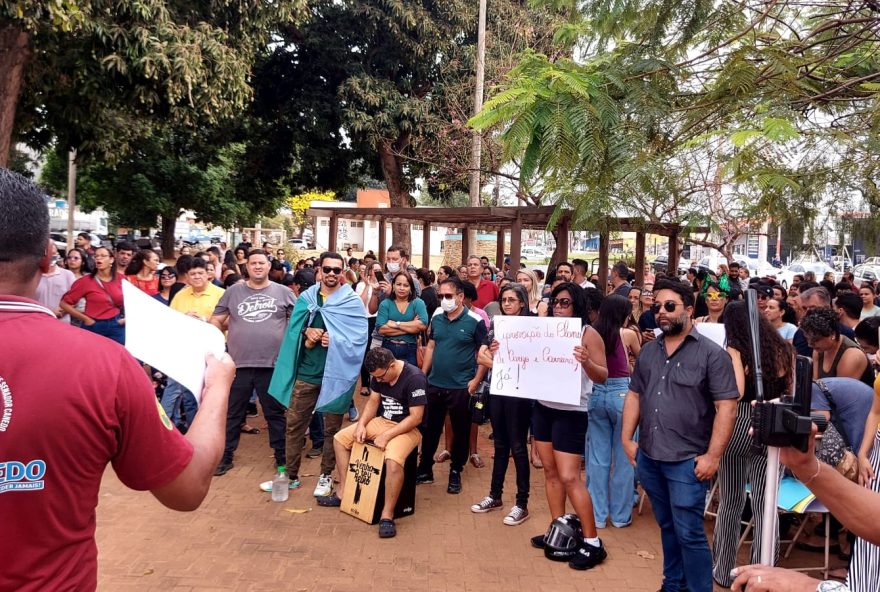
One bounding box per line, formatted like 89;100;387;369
96;413;846;592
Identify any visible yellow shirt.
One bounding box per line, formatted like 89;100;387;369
170;284;225;321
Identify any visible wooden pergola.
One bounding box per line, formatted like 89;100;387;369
307;205;701;289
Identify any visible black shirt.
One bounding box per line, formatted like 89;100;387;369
370;362;428;423
629;327;739;462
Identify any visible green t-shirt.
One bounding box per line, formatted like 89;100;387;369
298;294;328;385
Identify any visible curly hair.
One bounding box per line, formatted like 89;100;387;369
800;307;840;339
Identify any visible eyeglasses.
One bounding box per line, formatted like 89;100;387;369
321;266;343;275
439;293;458;300
550;297;572;308
757;293;769;300
500;297;521;304
651;300;682;314
641;291;653;297
705;292;727;300
372;366;392;382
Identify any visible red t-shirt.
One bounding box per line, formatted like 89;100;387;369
0;296;194;591
61;274;124;319
474;279;499;309
126;274;160;296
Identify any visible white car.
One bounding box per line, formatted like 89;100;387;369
851;264;880;288
776;262;836;288
521;247;548;259
287;238;309;249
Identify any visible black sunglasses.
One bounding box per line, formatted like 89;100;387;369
439;293;459;300
549;297;572;308
651;301;681;314
322;266;343;275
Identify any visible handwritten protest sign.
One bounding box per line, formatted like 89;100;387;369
490;316;583;405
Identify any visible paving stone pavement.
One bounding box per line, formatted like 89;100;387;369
96;413;846;592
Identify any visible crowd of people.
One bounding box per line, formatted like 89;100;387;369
18;179;880;589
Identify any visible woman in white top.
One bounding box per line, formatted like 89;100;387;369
859;284;880;319
764;297;798;341
355;261;382;396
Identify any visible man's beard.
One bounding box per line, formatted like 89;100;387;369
660;314;688;336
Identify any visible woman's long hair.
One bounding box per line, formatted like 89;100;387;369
550;282;588;324
515;268;541;307
90;246;116;281
391;271;417;302
723;300;793;394
498;283;531;316
593;294;632;356
65;247;93;275
125;249;154;276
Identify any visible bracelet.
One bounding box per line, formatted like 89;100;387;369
800;458;822;487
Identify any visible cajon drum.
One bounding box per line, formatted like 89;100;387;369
340;442;417;524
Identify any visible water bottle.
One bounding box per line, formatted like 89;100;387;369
271;466;289;502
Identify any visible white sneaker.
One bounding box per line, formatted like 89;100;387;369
503;505;530;526
313;473;333;497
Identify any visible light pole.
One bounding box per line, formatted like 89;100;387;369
467;0;487;250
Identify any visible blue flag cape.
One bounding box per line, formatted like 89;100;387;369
268;284;368;413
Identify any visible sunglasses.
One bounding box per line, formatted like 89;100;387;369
705;292;727;300
651;300;682;314
549;297;572;308
160;274;176;279
321;266;343;275
439;293;459;300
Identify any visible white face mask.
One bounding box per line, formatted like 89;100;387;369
440;297;458;313
386;261;400;274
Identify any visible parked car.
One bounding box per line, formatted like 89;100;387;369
651;255;689;275
521;246;548;259
851;264;880;288
50;233;68;255
776;261;837;288
287;238;310;249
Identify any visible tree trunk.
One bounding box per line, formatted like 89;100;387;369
377;137;411;256
161;215;178;260
0;26;31;168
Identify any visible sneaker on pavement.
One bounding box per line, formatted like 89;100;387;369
259;477;302;492
213;460;233;476
317;493;342;507
348;405;359;422
306;446;323;458
416;472;434;485
568;540;607;570
447;469;462;494
530;534;547;549
314;473;333;497
470;496;503;513
503;506;530;526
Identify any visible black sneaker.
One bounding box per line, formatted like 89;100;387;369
416;472;434;485
447;470;462;494
568;540;607;570
530;534;547;549
213;460;234;476
317;493;342;507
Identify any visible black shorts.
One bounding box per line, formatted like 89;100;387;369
531;403;588;455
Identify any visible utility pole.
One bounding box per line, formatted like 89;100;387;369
467;0;487;251
66;149;77;244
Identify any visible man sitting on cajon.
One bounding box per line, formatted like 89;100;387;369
318;347;426;538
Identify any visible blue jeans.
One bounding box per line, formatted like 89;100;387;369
382;339;417;366
637;451;712;592
160;377;198;428
84;315;125;345
587;377;633;528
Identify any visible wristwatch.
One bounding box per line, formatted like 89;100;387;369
817;581;849;591
394;321;401;328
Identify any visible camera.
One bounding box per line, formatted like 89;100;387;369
750;356;826;452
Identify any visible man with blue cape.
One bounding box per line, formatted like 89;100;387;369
269;251;368;497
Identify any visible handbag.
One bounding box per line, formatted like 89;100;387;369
469;380;491;425
815;422;859;482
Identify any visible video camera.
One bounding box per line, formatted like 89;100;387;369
744;290;826;452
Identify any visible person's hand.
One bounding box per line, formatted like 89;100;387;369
373;431;391;451
859;453;876;487
83;317;96;326
354;423;367;444
118;317;125;326
623;439;638;466
779;423;819;477
203;352;235;397
489;339;500;355
320;331;330;348
304;327;323;343
730;564;820;591
378;279;390;293
54;308;64;318
467;377;480;395
642;330;656;342
694;453;720;480
573;344;588;364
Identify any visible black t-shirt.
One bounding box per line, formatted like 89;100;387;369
370;362;428;423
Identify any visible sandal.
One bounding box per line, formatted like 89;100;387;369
434;449;451;463
378;518;396;538
360;387;370;397
240;424;261;435
470;453;485;469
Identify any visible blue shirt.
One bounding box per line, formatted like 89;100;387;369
376;298;429;344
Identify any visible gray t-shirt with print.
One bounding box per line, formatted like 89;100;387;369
213;282;296;368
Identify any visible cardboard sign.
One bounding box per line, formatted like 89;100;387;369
490;316;582;405
340;442;417;525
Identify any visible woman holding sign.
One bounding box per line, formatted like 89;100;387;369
528;282;610;571
472;283;535;526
